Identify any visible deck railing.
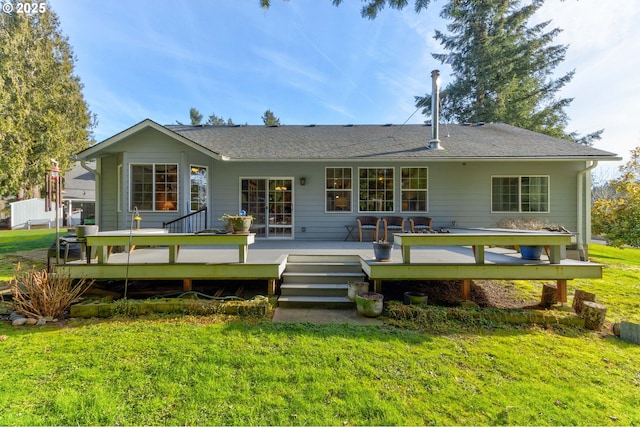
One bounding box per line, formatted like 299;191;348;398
162;207;208;233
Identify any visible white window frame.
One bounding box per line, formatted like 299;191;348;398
325;167;353;213
189;165;208;212
400;167;429;213
491;175;550;213
358;167;395;213
129;163;179;212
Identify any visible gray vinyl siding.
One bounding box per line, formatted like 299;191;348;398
97;155;119;231
208;160;582;240
206;162;581;240
93;126;585;237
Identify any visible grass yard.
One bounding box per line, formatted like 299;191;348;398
0;229;57;283
0;230;639;425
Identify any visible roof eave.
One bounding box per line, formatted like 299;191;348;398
76;119;222;161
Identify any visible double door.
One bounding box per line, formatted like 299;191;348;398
241;178;293;238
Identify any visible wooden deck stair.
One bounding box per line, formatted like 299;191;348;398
278;254;365;308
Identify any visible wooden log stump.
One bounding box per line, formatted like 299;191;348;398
572;289;596;315
582;301;607;330
540;283;558;308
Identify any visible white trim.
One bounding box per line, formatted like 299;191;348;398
490;175;551;214
129;163;180;213
357;166;395;213
324;166;353;214
400;166;429;213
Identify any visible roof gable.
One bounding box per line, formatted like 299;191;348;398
76;119;221;160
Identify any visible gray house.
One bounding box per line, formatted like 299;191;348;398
76;118;618;257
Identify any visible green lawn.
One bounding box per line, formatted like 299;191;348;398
1;232;639;425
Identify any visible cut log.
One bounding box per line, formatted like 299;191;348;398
582;301;607;330
540;283;558;308
572;289;596;315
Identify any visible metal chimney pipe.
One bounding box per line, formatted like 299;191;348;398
429;69;443;150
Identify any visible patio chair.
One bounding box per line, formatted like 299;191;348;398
409;216;433;233
381;216;406;241
356;216;381;242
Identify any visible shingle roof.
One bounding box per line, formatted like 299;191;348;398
167;122;618;161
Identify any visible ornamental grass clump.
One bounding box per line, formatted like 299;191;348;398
10;264;94;319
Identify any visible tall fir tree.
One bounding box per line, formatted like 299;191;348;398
262;109;281;126
416;0;601;143
189;107;203;126
0;1;95;197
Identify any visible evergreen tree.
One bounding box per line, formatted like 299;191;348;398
260;0;433;19
189;107;203;126
262;109;281;126
0;1;95;197
415;0;601;143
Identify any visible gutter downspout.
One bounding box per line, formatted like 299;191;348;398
577;160;598;261
80;159;100;226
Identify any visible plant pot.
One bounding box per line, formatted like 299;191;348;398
372;242;393;261
231;217;253;234
347;281;369;301
355;292;384;317
75;225;99;238
520;245;543;260
403;291;428;305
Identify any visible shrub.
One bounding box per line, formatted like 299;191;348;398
10;264;94;319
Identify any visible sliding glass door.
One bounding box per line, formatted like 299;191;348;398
241;178;293;238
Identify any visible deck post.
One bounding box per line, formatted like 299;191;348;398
183;278;192;291
373;279;382;293
462;279;471;300
268;279;276;295
556;279;568;303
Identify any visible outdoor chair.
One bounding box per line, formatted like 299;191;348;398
381;216;406;241
356;216;381;242
409;216;433;233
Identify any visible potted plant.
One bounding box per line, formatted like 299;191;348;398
372;240;393;261
347;281;369;301
220;211;254;234
355;292;384;317
496;218;565;260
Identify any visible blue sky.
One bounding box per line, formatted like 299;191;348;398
49;0;639;174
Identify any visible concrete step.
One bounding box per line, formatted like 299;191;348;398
277;296;355;309
282;272;366;285
287;254;361;264
284;261;362;274
280;283;348;297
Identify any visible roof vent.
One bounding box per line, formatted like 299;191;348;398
428;69;444;150
383;123;393;127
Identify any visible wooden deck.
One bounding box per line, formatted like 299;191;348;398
55;229;603;302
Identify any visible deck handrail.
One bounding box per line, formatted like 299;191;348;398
162;207;208;233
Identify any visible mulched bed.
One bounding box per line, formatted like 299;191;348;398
381;279;541;309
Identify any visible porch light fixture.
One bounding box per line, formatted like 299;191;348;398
300;177;306;186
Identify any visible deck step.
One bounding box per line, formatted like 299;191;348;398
277;296;355;309
280;283;348;297
282;272;365;284
287;254;361;264
284;262;362;274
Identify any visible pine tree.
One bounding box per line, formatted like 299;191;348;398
262;109;281;126
189;108;203;126
0;1;95;197
416;0;601;143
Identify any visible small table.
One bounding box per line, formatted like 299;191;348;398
344;225;357;241
86;231;255;264
393;231;572;264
